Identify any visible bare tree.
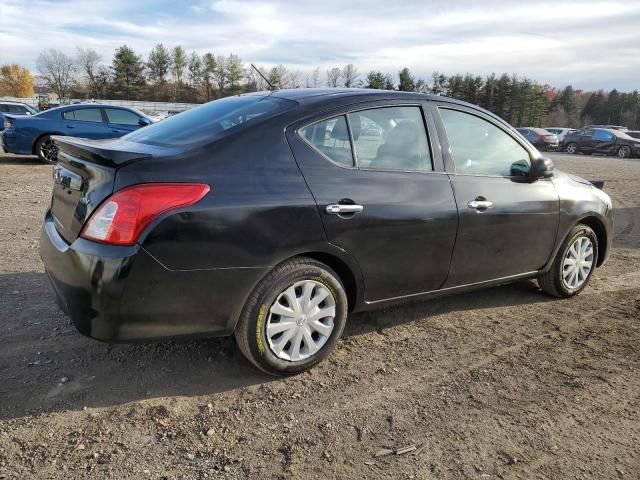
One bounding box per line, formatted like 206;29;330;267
213;55;227;97
245;64;270;91
341;64;359;88
326;67;341;88
76;48;102;97
36;49;76;99
310;67;321;87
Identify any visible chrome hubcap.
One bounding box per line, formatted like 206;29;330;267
562;236;594;289
619;147;629;158
567;144;576;154
266;280;336;362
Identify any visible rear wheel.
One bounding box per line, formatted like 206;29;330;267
617;145;631;159
565;142;578;154
234;257;348;376
538;224;598;298
35;135;58;163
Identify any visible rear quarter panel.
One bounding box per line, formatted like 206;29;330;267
114;120;332;271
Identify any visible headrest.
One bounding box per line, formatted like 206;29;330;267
385;121;419;146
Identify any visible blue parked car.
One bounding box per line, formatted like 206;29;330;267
0;101;39;131
1;104;153;162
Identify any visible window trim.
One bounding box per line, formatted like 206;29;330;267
296;103;436;174
435;105;535;179
298;114;356;169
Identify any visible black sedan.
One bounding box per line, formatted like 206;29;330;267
563;127;640;158
40;89;613;375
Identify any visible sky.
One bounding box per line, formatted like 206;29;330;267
1;0;639;91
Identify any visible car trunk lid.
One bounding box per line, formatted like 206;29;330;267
49;136;159;243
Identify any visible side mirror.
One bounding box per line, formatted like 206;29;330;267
530;156;554;179
139;118;151;126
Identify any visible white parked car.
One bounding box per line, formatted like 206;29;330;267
545;127;576;143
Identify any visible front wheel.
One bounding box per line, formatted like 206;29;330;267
35;135;58;163
617;145;631;159
538;224;598;298
565;142;579;154
234;257;348;376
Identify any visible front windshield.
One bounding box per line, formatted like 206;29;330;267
123;95;296;147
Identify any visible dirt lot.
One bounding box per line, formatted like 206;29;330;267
0;152;639;479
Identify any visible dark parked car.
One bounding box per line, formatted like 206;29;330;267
563;127;640;158
1;104;153;162
40;89;613;376
0;101;38;131
516;127;559;151
627;131;640;140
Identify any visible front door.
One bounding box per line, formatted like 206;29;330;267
434;105;560;287
287;104;458;302
104;108;145;137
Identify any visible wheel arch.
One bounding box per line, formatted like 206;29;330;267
300;251;361;311
578;215;608;267
32;132;64;155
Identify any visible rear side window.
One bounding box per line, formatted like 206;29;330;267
63;108;104;123
440;108;530;177
592;129;614;141
349;106;432;171
300;116;354;168
124;95;296;147
0;105;9;113
105;108;141;125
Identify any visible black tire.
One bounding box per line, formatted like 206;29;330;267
565;142;579;154
538;224;598;298
35;135;58;163
617;145;631;159
234;256;348;376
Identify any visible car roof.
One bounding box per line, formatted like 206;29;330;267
0;101;33;106
262;88;512;127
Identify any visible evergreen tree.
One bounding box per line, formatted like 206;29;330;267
111;45;145;99
201;53;216;101
171;46;187;101
398;67;416;91
147;44;170;85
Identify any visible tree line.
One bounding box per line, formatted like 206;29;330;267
4;44;638;129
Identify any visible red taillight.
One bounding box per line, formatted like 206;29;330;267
81;183;210;245
538;135;546;142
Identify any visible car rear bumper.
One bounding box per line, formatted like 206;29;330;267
0;129;30;155
40;211;266;342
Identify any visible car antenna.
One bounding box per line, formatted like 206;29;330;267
250;63;276;90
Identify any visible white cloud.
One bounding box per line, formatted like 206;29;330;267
1;0;639;90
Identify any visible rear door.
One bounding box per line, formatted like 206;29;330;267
287;102;458;302
433;104;559;287
61;108;112;139
104;108;145;136
591;129;617;154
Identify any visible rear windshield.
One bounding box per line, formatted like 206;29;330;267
123;95;296;147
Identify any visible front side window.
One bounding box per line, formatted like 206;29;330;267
63;108;103;123
440;108;530;177
300;115;354;168
349;106;432;171
105;108;141;125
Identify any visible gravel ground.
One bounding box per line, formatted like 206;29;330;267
0;152;639;479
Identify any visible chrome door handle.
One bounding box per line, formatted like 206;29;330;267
467;200;493;211
325;204;364;215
